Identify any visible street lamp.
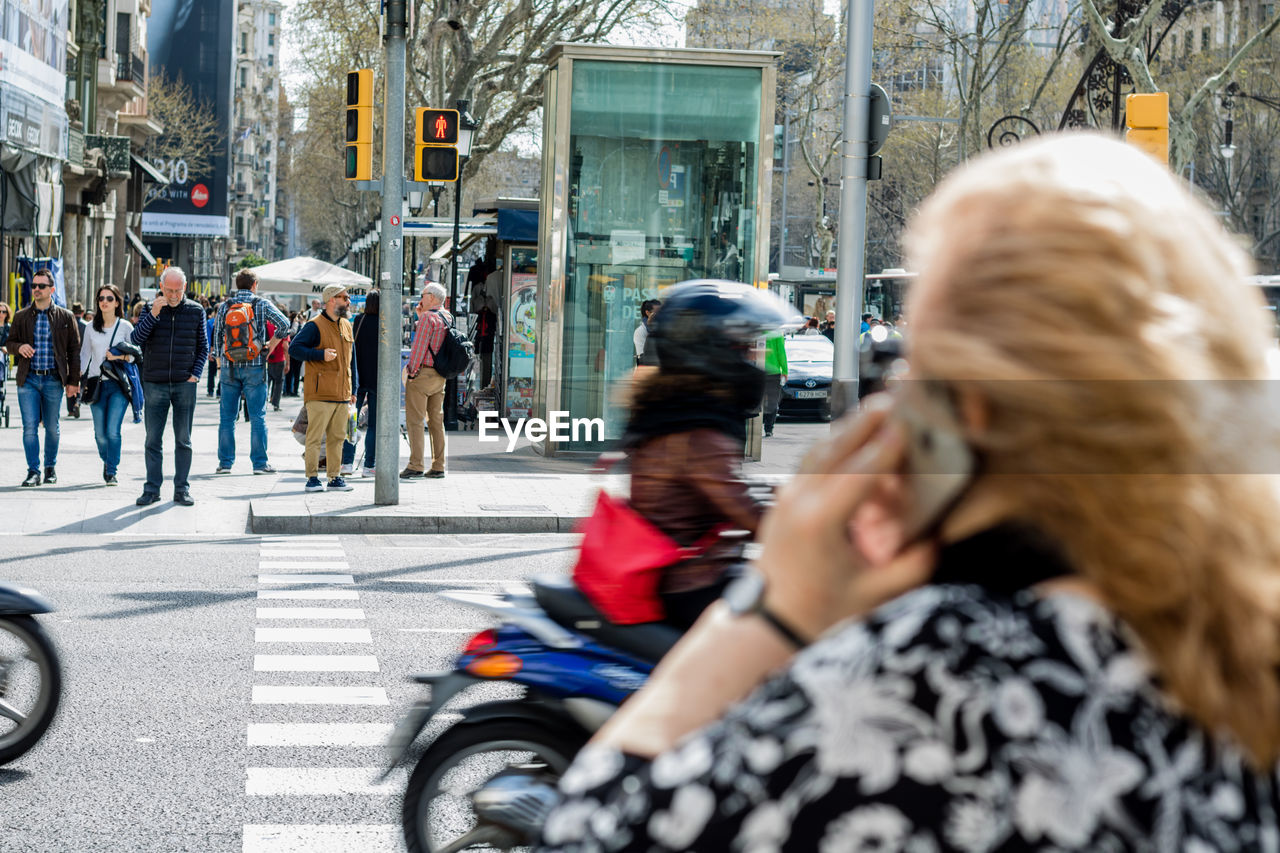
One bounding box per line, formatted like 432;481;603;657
445;99;480;431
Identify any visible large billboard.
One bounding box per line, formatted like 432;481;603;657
142;0;234;237
0;0;69;160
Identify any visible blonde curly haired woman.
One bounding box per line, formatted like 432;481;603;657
535;134;1280;850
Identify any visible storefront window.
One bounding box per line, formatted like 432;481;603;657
560;60;762;448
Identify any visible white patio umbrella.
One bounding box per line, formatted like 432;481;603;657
247;257;373;296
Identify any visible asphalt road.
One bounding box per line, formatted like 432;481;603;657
1;532;579;852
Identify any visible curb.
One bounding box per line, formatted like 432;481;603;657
249;504;586;534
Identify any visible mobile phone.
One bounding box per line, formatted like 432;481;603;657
890;379;976;545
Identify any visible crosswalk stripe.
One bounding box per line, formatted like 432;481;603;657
242;823;398;852
254;655;379;672
258;562;351;570
244;767;405;796
257;573;355;585
255;627;372;644
257;590;360;601
255;607;366;621
257;550;347;557
247;723;393;747
260;537;342;543
252;685;388;705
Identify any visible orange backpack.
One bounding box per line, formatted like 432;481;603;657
223;302;260;363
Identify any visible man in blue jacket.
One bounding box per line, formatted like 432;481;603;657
130;266;208;506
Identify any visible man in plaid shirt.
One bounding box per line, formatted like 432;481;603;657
212;267;289;474
401;282;451;479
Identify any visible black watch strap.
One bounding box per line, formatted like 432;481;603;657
756;605;809;650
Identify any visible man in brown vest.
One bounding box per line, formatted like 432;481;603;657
287;284;358;492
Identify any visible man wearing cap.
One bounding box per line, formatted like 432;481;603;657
288;284;358;493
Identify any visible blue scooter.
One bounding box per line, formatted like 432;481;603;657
387;576;680;853
0;584;61;765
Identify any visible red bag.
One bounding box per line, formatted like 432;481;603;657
572;491;685;624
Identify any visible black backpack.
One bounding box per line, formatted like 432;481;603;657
431;314;475;380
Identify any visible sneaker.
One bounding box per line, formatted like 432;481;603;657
253;465;277;475
21;470;40;487
340;464;354;476
173;492;195;506
399;468;425;480
362;466;376;478
214;466;232;474
42;467;56;485
425;469;446;479
304;477;324;493
327;477;354;492
104;475;118;486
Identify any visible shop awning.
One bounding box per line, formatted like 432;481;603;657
125;228;156;265
130;153;169;185
427;230;486;261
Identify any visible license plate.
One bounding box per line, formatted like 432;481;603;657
795;389;828;399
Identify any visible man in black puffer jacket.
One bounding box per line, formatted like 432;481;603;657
130;266;208;506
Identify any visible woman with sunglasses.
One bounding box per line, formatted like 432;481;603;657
79;284;134;485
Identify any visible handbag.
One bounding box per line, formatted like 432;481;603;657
572;490;726;625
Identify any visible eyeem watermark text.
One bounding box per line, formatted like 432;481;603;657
478;412;605;451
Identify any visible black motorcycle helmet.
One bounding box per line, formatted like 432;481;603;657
649;280;802;383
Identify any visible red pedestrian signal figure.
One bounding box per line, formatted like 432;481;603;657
414;109;459;181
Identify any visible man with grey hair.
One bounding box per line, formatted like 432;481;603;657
131;266;208;506
401;282;451;479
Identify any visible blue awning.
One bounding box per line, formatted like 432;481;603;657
497;208;538;244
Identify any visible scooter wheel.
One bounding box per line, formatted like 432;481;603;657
0;615;62;766
402;719;586;853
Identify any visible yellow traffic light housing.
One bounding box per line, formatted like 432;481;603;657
414;108;459;182
345;69;374;181
1125;92;1169;165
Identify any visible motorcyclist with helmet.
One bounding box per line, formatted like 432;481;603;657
620;280;800;629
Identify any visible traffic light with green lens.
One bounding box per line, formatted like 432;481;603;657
414;108;459;182
345;69;374;181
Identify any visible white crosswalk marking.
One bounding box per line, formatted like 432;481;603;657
255;607;366;620
246;541;409;850
247;723;393;747
241;823;399;852
257;573;355;584
245;767;405;796
252;685;389;705
253;655;379;672
254;627;372;643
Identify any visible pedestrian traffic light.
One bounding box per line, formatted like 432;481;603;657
414;108;459;182
1125;92;1169;165
345;69;374;181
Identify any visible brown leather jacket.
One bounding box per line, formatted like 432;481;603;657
629;428;766;594
5;303;81;387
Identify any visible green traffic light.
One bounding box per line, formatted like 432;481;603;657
345;148;357;179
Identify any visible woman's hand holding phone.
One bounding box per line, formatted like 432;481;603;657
756;395;936;640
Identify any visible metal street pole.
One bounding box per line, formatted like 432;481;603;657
374;0;407;506
444;171;463;431
831;0;874;418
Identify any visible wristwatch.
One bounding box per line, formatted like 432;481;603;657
723;570;809;650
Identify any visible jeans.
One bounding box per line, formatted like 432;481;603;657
206;359;219;395
142;380;197;496
90;379;129;476
285;358;301;395
342;386;376;469
763;374;783;433
218;363;269;470
17;372;63;472
268;361;285;409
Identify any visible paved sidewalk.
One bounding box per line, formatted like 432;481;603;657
0;382;821;535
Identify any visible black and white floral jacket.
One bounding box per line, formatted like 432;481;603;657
539;527;1277;852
